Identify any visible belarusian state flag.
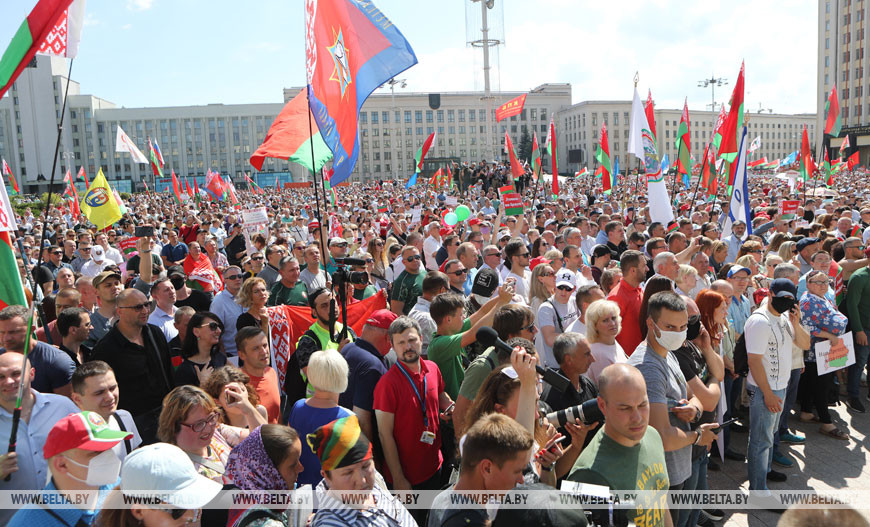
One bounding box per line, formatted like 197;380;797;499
595;122;612;194
2;159;19;196
700;142;717;195
547;118;559;195
824;148;834;187
429;168;443;188
414;132;436;173
171;170;183;204
0;0;80;99
675;99;691;177
644;90;657;141
149;138;163;177
77;166;88;189
193;179;202;204
0;170;26;309
825;84;842;137
799;125;815;181
531;132;542;181
249;88;333;174
840;134;850;159
718;61;745;163
446;163;453;188
505;132;524;181
324;169;337;206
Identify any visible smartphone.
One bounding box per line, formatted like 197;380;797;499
710;417;740;435
135;225;154;237
548;435;566;453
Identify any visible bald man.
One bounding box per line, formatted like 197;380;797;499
568;364;674;527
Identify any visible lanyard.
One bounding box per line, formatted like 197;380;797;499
396;362;428;429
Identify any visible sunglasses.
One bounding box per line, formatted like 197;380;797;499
375;241;384;246
520;321;538;333
405;254;422;262
153;506;192;521
180;411;219;433
539;272;555;277
294;246;305;250
518;252;530;258
119;302;150;311
556;285;575;292
332;242;349;248
449;268;468;276
224;274;242;280
51;251;62;255
251;256;264;261
200;322;222;331
365;258;374;263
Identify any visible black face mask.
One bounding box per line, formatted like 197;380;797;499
170;276;185;290
770;297;796;314
686;315;702;341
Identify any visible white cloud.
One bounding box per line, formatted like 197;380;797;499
126;0;154;11
83;13;99;26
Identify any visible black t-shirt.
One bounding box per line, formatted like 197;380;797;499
173;350;228;387
174;289;213;313
32;265;53;288
225;234;247;266
127;253;161;273
673;342;716;459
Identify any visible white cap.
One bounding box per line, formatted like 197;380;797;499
120;443;222;509
91;245;105;262
555;268;576;289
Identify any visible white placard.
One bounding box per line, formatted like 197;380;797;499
411;207;421;225
445;196;458;207
815;332;855;375
242;207;269;225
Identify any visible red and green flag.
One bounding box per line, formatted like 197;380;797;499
840;134;850;159
2;159;19;196
148;138;163;178
414;132;437;173
718;61;745;164
799;125;816;182
193;178;202;204
0;0;76;100
428;168;443;188
848;150;860;170
0;170;26;309
547;117;558;195
675;98;691;177
249;88;333;174
171;170;183;204
377;205;388;214
505;131;524;182
77;166;89;189
446;163;454;189
595;122;612;194
825;84;842;137
530;132;542;181
824;147;834;187
324;169;337;206
699;142;717;195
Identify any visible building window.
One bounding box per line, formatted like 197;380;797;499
426;110;433;123
371;112;378;124
415;111;423;123
382;111;389;124
437;110;444;123
448;110;455;122
360;113;367;124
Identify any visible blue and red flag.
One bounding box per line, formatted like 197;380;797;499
305;0;417;186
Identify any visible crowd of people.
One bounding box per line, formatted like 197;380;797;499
0;159;868;526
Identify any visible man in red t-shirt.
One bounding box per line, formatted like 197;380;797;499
374;316;454;495
236;326;281;423
607;250;646;356
179;214;200;245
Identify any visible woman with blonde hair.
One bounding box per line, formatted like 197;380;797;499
674;264;699;298
543;248;564;272
735;254;761;302
367;236;387;280
584;299;627;386
778;241;798;265
528;263;556;320
710;240;728;276
235;277;270;336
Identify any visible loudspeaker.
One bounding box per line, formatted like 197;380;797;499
429;94;441;110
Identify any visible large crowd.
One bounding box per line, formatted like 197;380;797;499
1;159;869;527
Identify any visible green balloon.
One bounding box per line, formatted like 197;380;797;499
455;205;471;221
444;212;459;226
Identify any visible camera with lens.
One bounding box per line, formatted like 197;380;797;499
546;399;604;427
331;257;370;286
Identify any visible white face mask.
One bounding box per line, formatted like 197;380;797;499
653;321;687;351
63;449;122;487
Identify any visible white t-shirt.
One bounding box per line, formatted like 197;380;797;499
744;308;794;391
584;341;629;386
423;235;441;271
536;297;579;369
506;269;531;299
566;318;586;336
110;410;142;461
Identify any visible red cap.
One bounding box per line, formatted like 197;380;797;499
468;218;481;226
440;226;454;237
365;309;398;330
530;256;552;270
43;412;132;459
308;220;320;230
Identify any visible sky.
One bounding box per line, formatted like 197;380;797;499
0;0;818;115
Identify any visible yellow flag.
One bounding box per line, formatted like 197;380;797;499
79;169;122;230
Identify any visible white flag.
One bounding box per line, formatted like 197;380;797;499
36;0;87;59
749;135;761;153
722;127;751;239
628;88;646;161
115;126;149;164
0;171;19;233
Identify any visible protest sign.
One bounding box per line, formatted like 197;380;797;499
778;200;800;220
242;207;270;254
503;193;524;216
445;196;458;207
411;207;421;225
816;332;855;375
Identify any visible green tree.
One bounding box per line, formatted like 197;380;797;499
518;130;532;163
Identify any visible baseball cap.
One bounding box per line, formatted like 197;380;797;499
43;411;132;459
308;220;321;231
439;226;454;237
726;266;751;279
121;443;222;510
555;268;576;289
92;245;105;262
471;268;499;297
468;218;481;226
770;278;798;299
529;256;551;271
92;270;122;288
365;309;398;330
167;265;186;278
591;244;612;259
328;237;346;247
795;237;819;252
498;230;512;241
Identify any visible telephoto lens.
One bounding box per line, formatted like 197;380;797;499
545;399;604;427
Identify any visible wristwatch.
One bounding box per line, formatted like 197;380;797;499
540;464;554;472
692;430;702;446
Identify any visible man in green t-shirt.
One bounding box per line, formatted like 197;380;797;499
567;363;672;527
390;246;425;316
427;283;514;400
268;256;308;307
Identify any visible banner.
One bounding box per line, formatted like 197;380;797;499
241;207;270;255
502;193;524;216
815;332;855;375
495;93;527;122
778;200;800;221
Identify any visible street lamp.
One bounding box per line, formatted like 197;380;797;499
385;78;406;182
698;75;727;141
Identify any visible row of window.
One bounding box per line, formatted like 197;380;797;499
358;107;550;125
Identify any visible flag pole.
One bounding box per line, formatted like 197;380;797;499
304;86;328;253
687;156;704;218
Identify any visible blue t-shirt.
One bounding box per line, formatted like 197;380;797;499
338;339;388;412
0;342;75;393
286;399;352;485
160;242;189;263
